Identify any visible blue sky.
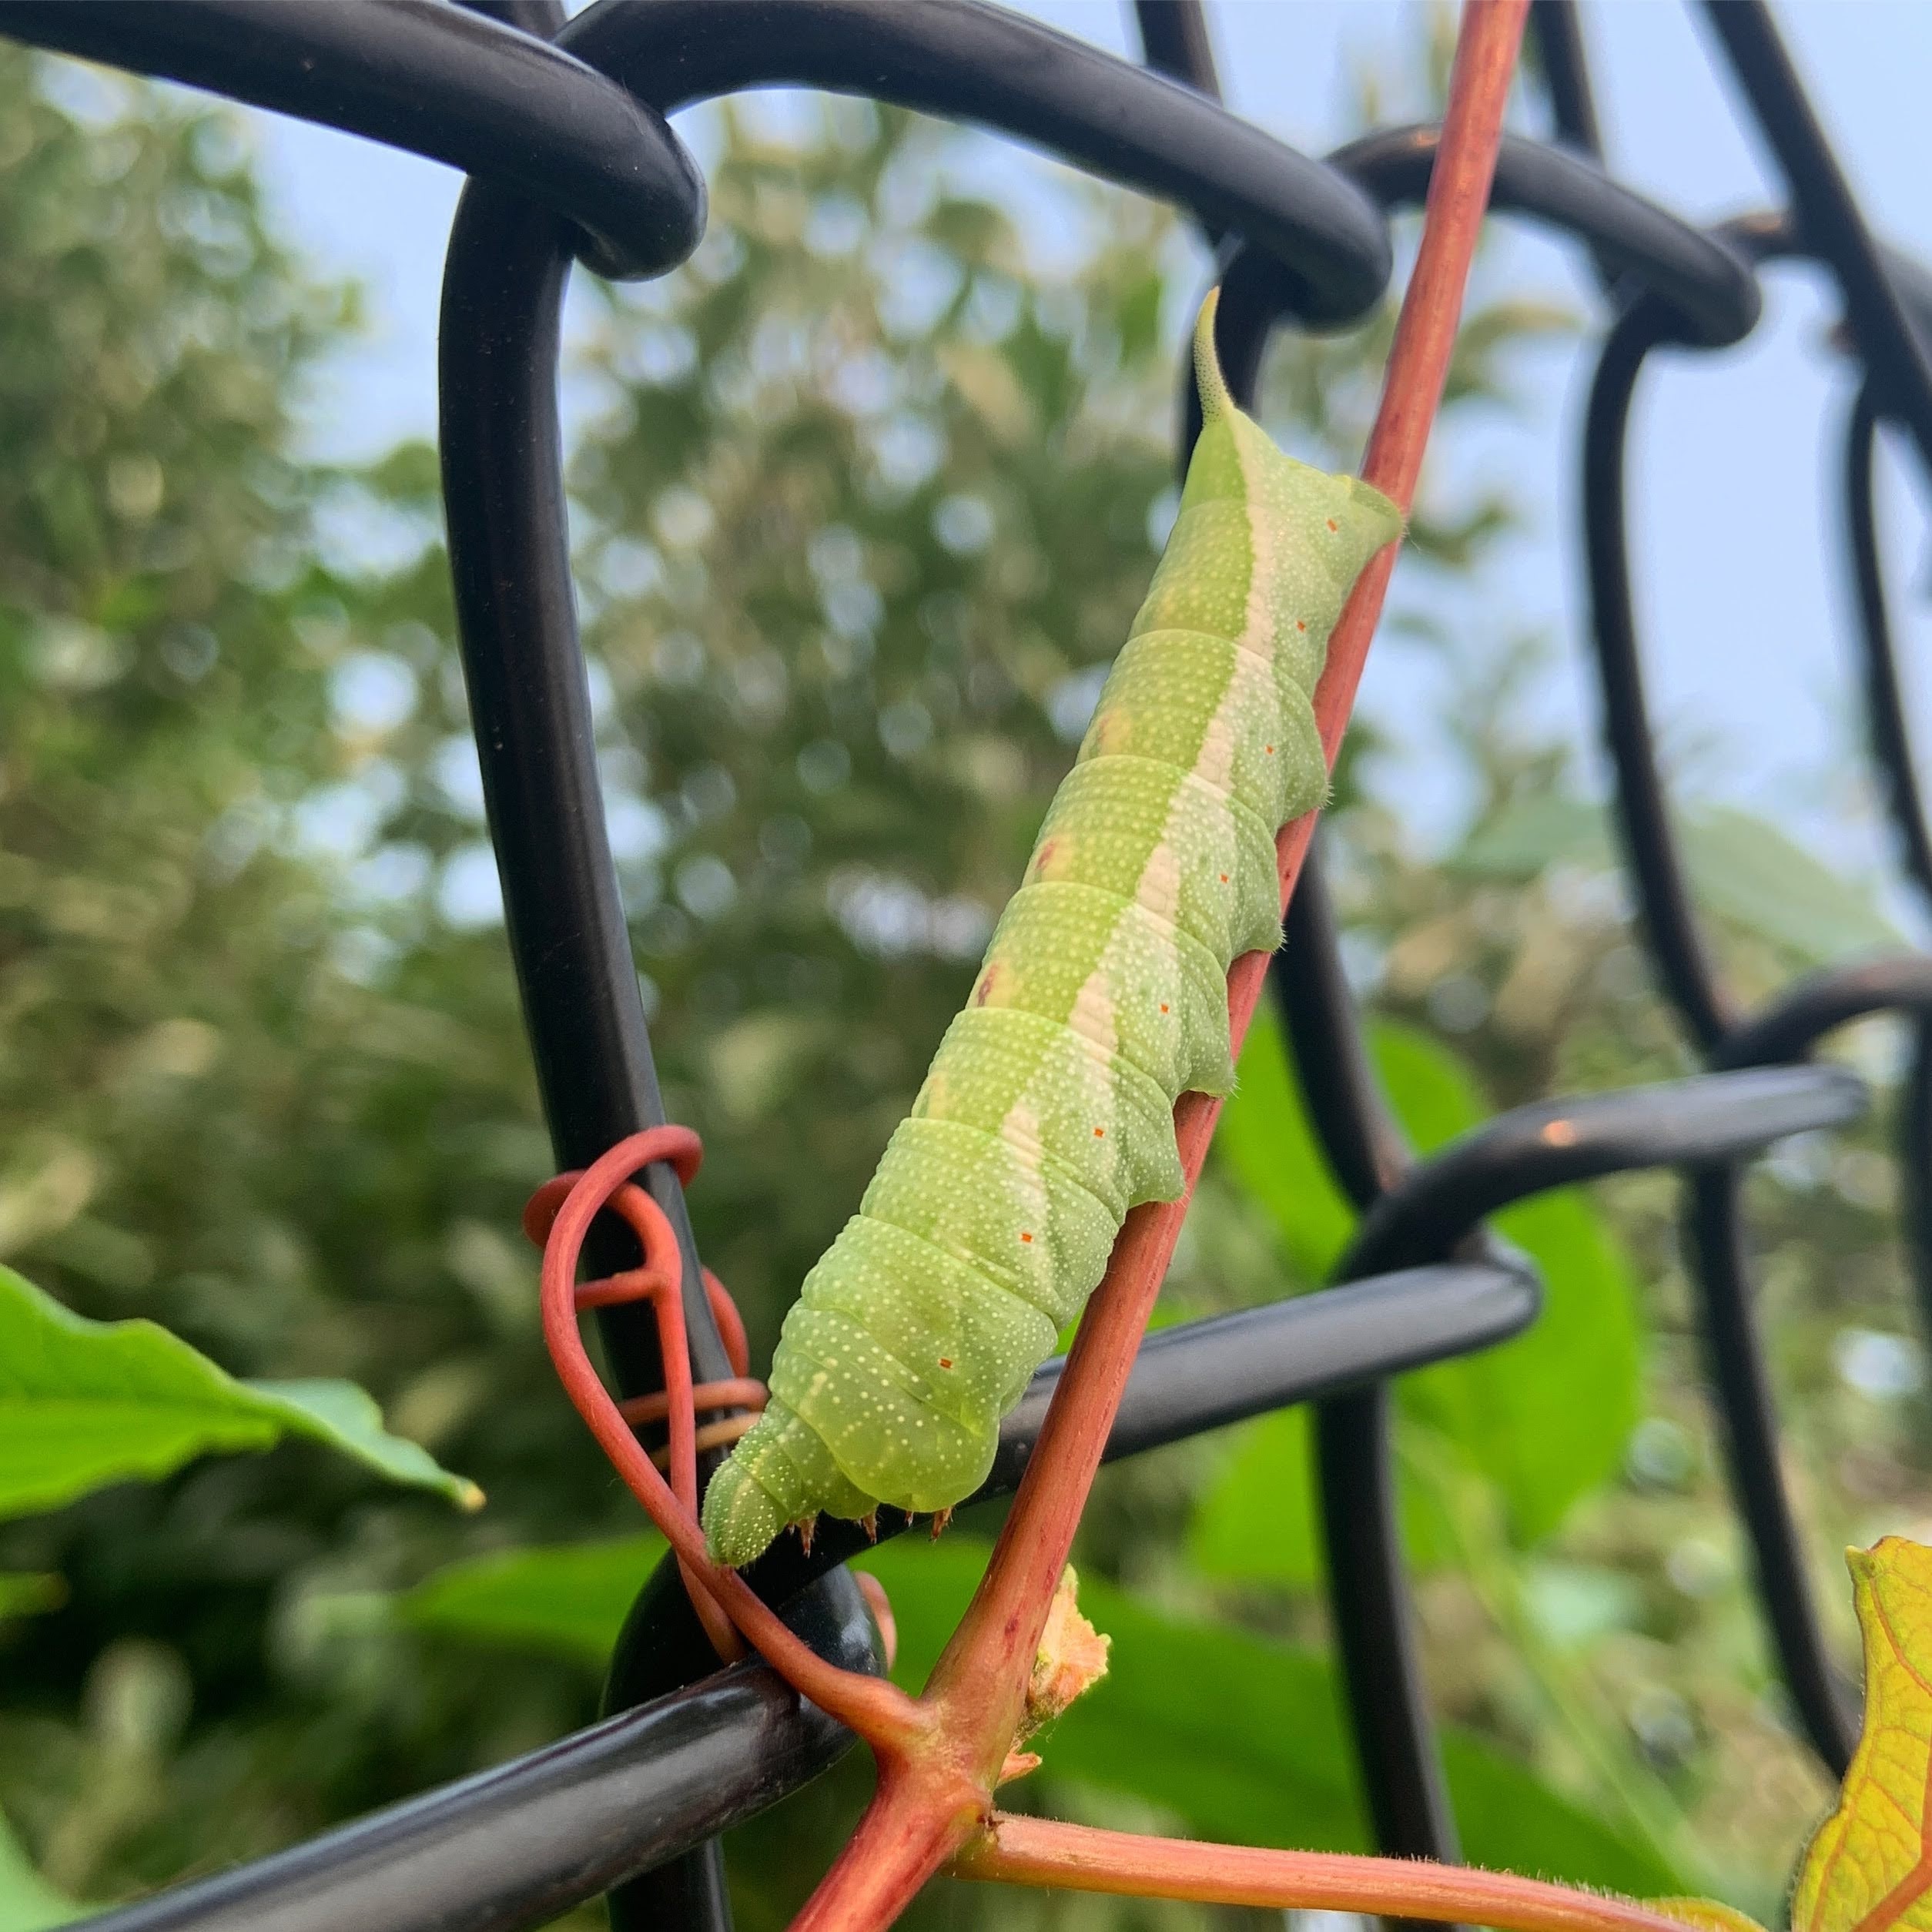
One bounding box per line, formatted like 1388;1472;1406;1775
229;1;1932;930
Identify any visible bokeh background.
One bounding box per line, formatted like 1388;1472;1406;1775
5;4;1932;1927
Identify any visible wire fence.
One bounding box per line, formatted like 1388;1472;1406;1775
0;1;1924;1927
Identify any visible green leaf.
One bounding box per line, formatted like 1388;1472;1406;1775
1217;996;1355;1281
1205;1013;1642;1562
1187;1405;1459;1588
1453;794;1901;965
856;1538;1679;1896
399;1532;663;1664
0;1265;480;1519
1682;806;1901;963
1452;794;1612;882
391;1532;1679;1897
0;1574;62;1620
0;1809;75;1932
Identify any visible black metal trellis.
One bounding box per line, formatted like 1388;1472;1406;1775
7;0;1932;1926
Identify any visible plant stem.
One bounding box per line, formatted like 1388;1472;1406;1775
953;1814;1700;1932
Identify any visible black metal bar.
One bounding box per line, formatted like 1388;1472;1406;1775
1328;127;1760;347
1133;0;1220;98
1582;300;1740;1051
1685;1166;1859;1772
437;169;750;1932
1575;236;1932;1771
1699;0;1932;478
439;186;727;1404
1318;1385;1462;1863
0;0;703;280
1279;851;1425;1212
557;0;1392;326
1316;1062;1868;1856
1530;0;1604;160
457;0;565;34
1341;1065;1868;1279
1843;387;1932;909
67;1579;881;1932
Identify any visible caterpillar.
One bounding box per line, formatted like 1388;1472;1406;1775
701;291;1401;1569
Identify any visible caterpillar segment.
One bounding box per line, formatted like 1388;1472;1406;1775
701;291;1402;1568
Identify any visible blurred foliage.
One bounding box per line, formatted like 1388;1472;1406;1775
0;24;1926;1932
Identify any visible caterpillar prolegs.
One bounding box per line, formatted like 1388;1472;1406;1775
701;293;1402;1569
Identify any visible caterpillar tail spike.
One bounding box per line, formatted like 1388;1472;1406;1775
701;289;1403;1570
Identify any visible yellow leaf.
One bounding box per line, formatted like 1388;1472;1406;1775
1649;1897;1769;1932
1794;1539;1932;1932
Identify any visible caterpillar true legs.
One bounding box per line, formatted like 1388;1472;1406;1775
701;292;1402;1569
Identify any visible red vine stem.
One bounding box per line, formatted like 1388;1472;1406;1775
785;3;1530;1924
953;1816;1692;1932
536;1128;927;1746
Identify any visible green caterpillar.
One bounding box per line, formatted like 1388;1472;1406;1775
701;293;1401;1569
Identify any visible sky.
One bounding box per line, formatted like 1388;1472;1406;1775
215;1;1932;933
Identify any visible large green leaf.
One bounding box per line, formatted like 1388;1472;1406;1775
0;1265;480;1519
1204;1007;1641;1571
0;1575;62;1621
1455;794;1901;965
393;1532;1679;1895
0;1810;73;1932
400;1532;663;1663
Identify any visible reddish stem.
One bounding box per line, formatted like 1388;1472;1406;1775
953;1816;1693;1932
540;1130;926;1747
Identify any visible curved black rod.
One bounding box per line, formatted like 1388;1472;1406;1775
1201;128;1760;456
1277;852;1411;1210
1133;0;1220;99
0;0;703;281
1327;126;1760;348
1686;1164;1859;1771
556;0;1391;326
1341;1064;1868;1278
440;189;731;1408
1530;0;1604;161
437;175;745;1932
1341;1056;1875;1782
1699;0;1932;482
458;0;564;33
1578;219;1932;1770
1581;213;1932;1055
1582;296;1739;1051
1843;387;1932;909
1316;1054;1867;1857
67;1580;882;1932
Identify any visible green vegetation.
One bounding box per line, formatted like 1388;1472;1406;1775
0;33;1917;1932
